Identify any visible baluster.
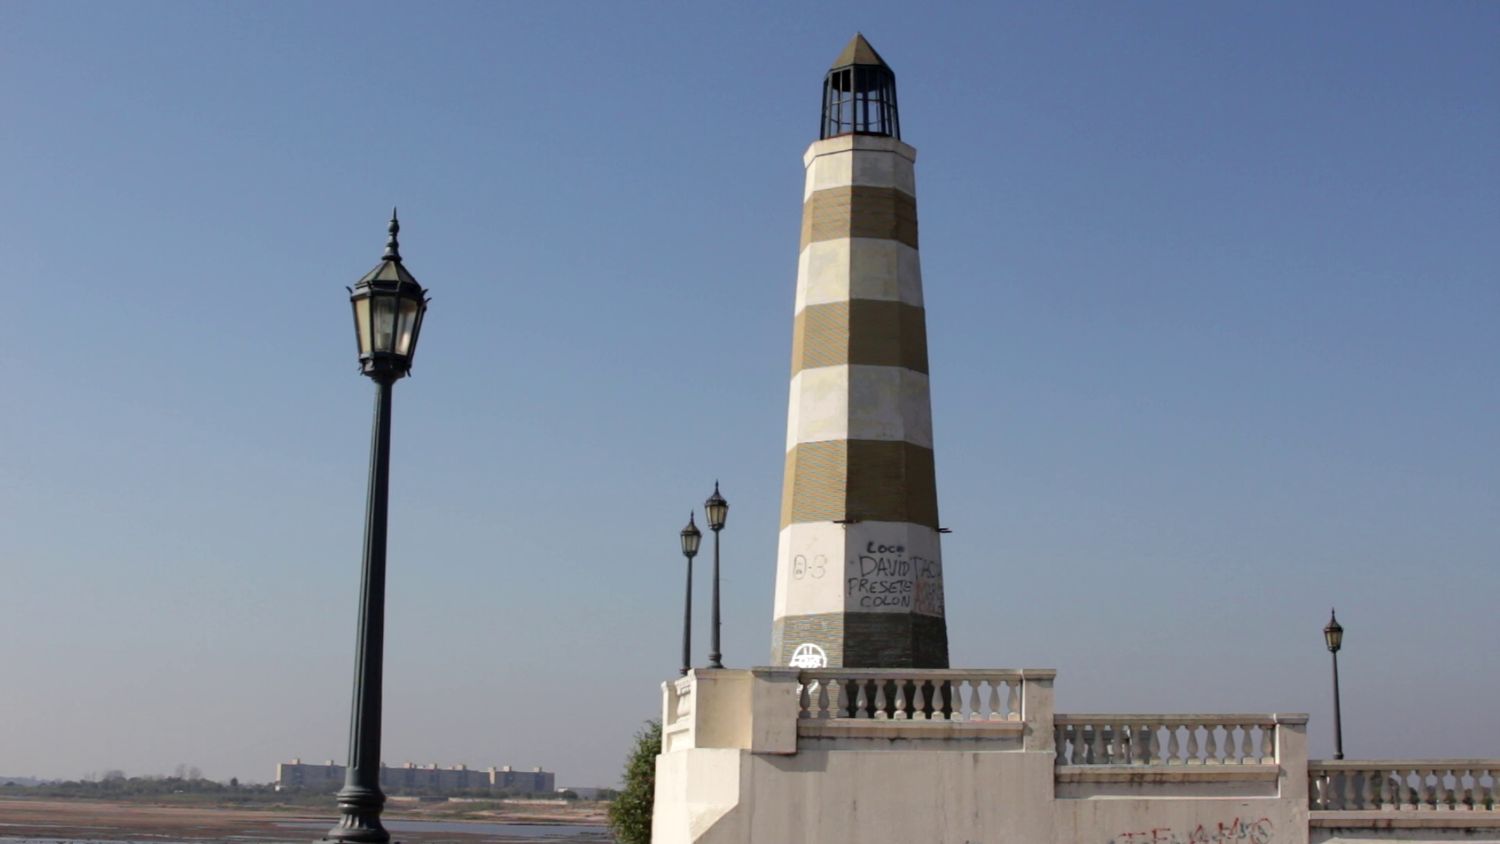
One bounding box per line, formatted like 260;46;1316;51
1344;770;1360;810
892;679;909;720
1007;680;1021;721
1481;768;1496;811
1164;724;1180;764
816;679;831;719
1260;725;1275;764
798;682;811;719
1459;768;1474;811
1087;724;1103;764
1184;724;1200;765
854;680;870;719
829;678;846;719
1238;724;1253;764
1054;725;1066;760
1312;773;1327;810
983;680;997;721
1203;723;1219;764
916;679;933;721
1108;721;1123;764
1143;724;1160;766
1419;769;1434;810
1443;767;1457;811
1400;768;1416;811
1065;724;1080;764
873;682;888;720
1359;770;1374;809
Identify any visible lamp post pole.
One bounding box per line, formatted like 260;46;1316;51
1324;609;1345;761
704;483;728;669
325;212;429;844
679;514;701;677
329;373;395;842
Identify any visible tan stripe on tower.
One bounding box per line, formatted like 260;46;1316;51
790;300;929;375
800;186;919;251
781;440;939;529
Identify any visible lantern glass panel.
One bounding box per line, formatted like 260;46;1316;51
372;296;398;353
706;501;728;530
681;528;701;557
353;297;373;356
396;297;422;357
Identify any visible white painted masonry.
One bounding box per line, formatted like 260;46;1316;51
795;239;924;312
801;134;917;200
785;365;932;450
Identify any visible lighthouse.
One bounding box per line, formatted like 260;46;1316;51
771;34;948;669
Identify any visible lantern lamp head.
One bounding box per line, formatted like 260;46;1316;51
680;512;702;558
704;481;729;532
1323;609;1343;653
350;209;429;380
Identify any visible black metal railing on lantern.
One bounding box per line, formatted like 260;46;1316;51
822;64;900;140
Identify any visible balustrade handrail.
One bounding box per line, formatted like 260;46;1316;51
1057;714;1281;727
1308;761;1498;812
1311;759;1500;770
1054;715;1282;766
795;669;1041;722
797;668;1055;681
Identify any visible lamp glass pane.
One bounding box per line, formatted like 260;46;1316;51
396;298;421;357
707;501;728;528
372;296;397;353
353;297;373;356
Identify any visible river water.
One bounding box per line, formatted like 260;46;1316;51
0;819;615;843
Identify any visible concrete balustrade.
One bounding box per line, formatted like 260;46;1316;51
795;668;1041;722
1055;715;1284;767
1309;761;1499;811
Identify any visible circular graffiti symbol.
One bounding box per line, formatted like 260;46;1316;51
788;643;828;668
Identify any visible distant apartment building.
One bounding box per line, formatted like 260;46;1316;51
275;759;554;794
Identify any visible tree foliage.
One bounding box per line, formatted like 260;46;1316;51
607;720;661;844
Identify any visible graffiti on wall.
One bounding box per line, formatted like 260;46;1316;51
845;540;943;615
1107;818;1273;844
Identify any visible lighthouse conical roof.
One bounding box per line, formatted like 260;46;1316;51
831;33;888;69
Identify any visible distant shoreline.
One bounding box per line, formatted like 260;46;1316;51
0;796;611;843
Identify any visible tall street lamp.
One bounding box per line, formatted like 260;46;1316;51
325;211;429;844
704;482;729;669
679;513;702;677
1323;609;1345;761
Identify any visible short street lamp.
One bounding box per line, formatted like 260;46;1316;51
1323;609;1345;761
704;483;729;669
325;211;429;844
679;513;702;677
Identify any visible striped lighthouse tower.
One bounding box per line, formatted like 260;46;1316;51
771;35;948;669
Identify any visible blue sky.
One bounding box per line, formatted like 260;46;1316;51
1;2;1495;787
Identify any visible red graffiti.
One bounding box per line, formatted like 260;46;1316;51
1108;817;1273;844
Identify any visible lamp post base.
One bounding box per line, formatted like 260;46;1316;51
322;786;390;843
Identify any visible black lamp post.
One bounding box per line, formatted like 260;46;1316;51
324;211;429;844
704;483;729;669
1324;609;1345;761
679;514;702;677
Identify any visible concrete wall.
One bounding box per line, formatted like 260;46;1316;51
653;669;1498;844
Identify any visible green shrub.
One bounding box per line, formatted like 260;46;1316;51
607;720;661;844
